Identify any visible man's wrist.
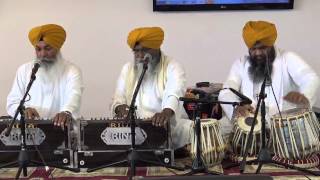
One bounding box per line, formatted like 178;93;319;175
62;111;72;117
163;108;174;117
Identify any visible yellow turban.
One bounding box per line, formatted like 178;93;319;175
28;24;66;50
242;21;277;48
127;27;164;49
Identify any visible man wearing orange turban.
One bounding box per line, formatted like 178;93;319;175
219;21;319;158
7;24;84;128
111;26;192;150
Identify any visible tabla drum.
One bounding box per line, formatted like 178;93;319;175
230;114;262;162
189;119;225;167
271;108;320;168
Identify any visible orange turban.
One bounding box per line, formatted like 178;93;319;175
242;21;277;48
127;27;164;49
28;24;66;50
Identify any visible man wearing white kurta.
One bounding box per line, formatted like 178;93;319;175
218;21;319;135
7;24;84;127
111;27;191;149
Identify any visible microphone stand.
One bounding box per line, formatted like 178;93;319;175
0;63;79;179
87;61;184;179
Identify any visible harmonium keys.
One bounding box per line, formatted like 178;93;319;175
78;118;169;151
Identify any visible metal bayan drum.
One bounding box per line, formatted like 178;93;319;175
271;108;320;168
230;114;262;162
190;119;225;167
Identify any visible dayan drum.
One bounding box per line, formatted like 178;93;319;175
190;119;225;167
230;114;262;162
271;108;320;168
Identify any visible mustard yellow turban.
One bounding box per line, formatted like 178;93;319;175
28;24;66;50
127;27;164;49
242;21;277;48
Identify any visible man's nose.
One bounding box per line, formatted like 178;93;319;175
38;50;47;58
135;52;145;59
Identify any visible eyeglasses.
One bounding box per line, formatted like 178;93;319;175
132;47;151;54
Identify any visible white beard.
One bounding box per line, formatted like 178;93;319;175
134;56;159;78
35;53;65;83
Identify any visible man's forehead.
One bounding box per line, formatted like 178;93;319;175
133;43;144;49
35;41;52;48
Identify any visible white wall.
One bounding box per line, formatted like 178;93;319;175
0;0;319;117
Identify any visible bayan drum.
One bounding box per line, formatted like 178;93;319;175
271;108;320;168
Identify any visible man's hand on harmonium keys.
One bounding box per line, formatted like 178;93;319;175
24;107;71;128
115;104;130;118
24;107;40;120
151;108;174;127
53;111;72;128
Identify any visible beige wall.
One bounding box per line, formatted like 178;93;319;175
0;0;319;117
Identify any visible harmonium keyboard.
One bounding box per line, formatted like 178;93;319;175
75;118;173;168
0;119;73;167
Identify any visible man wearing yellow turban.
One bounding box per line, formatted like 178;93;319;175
219;21;319;152
111;26;192;150
7;24;84;128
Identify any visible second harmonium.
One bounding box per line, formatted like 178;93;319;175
77;118;170;151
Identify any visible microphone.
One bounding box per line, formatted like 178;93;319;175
228;88;252;105
30;60;41;79
143;53;152;69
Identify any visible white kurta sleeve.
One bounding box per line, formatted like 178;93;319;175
162;61;186;114
6;65;28;117
61;65;84;117
111;63;131;116
218;58;243;120
285;52;320;106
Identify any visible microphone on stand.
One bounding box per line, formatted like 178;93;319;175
228;88;252;105
143;53;152;69
30;60;41;80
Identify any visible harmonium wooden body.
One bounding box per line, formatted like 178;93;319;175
75;118;174;168
0;119;73;167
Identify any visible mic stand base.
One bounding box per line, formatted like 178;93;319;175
224;148;320;176
0;149;80;179
254;148;320;176
182;157;221;176
87;148;185;179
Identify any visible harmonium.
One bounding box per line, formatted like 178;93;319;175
75;118;173;168
0;119;73;167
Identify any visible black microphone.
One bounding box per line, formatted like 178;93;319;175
30;61;41;80
143;53;152;69
228;88;252;105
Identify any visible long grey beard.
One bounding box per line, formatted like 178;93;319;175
36;53;64;83
134;57;160;78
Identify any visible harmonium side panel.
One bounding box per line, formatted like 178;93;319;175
80;119;169;151
77;119;173;168
0;119;72;167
